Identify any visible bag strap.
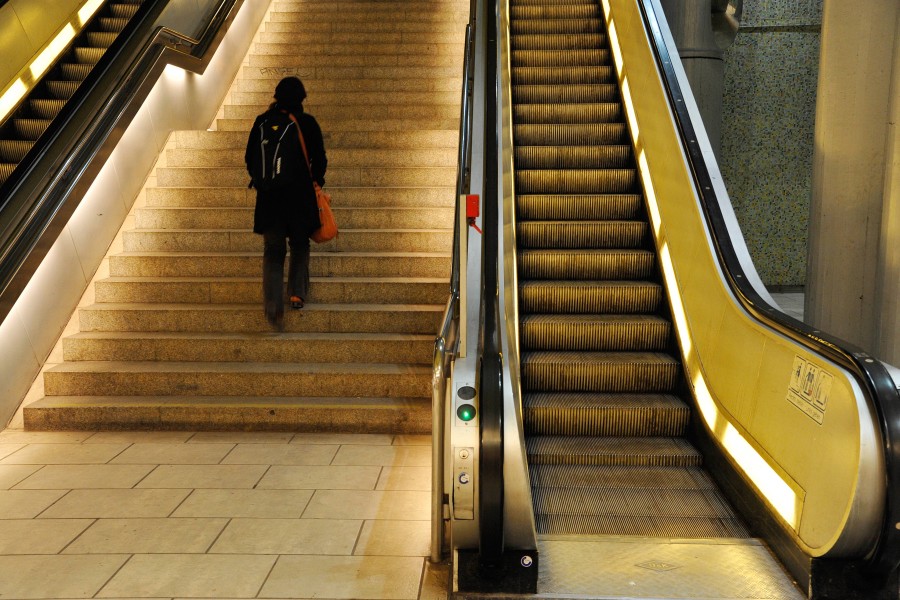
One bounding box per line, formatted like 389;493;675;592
287;112;315;182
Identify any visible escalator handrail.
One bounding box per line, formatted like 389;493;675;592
637;0;900;579
477;0;505;567
0;0;241;323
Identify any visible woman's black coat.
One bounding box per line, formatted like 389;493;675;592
245;107;327;238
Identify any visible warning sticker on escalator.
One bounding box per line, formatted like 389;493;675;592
786;356;833;424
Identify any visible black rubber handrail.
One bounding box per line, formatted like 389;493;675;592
0;0;240;322
478;0;505;567
638;0;900;583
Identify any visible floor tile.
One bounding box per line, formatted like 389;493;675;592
220;443;339;465
377;466;432;491
261;555;425;599
1;443;129;464
0;489;67;518
0;519;93;553
0;431;95;444
64;517;228;554
110;442;235;464
394;435;432;446
85;431;194;443
13;464;155;489
355;520;430;557
0;554;129;599
0;464;40;489
98;554;276;598
291;433;394;445
332;444;431;467
136;464;268;488
0;443;25;459
172;488;313;518
40;488;191;518
210;518;361;554
256;465;381;490
304;490;430;520
189;431;294;443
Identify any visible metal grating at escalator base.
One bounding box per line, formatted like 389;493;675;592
536;514;750;537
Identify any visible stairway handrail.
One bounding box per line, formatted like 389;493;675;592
0;0;242;322
638;0;900;583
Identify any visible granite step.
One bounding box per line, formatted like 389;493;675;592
164;147;457;168
145;186;455;208
133;207;454;229
217;117;460;133
172;129;458;150
235;75;462;92
93;275;447;305
223;102;459;120
264;17;465;31
257;31;462;45
24;395;431;433
155;165;457;188
121;229;452;253
77;303;444;334
62;331;434;363
108;251;452;278
249;43;464;59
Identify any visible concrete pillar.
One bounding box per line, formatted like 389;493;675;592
806;0;900;364
875;7;900;364
660;0;725;156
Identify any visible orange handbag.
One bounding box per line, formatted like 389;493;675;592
292;114;338;243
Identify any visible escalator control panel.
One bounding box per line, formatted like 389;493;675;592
453;446;475;520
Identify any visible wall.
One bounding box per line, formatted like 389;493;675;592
0;0;82;88
720;0;822;287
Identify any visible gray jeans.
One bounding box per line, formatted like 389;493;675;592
262;232;310;319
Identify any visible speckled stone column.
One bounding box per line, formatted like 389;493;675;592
660;0;726;156
806;0;900;361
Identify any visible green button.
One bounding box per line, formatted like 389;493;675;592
457;404;476;422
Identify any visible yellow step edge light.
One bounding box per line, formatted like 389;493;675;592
603;0;801;530
0;0;106;124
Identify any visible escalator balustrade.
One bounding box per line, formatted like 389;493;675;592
0;0;145;187
511;0;747;538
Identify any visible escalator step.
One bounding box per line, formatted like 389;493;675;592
514;84;619;104
513;65;614;85
517;220;647;249
527;435;700;466
29;99;66;120
521;315;670;351
0;140;34;162
100;17;129;32
518;280;662;314
74;47;106;64
515;145;631;168
60;63;93;81
511;18;602;35
510;4;600;19
47;81;81;99
533;487;736;519
530;464;715;489
0;164;15;186
517;193;642;220
521;351;679;392
511;33;606;51
110;3;140;18
524;392;687;436
514;103;621;125
534;513;749;537
516;169;637;194
518;248;655;280
87;32;118;48
515;123;627;145
512;49;609;67
511;0;597;5
12;119;50;141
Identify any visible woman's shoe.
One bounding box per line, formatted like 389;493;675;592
290;296;304;310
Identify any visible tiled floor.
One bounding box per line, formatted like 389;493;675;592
0;429;448;600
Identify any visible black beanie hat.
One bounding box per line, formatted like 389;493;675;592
274;76;306;108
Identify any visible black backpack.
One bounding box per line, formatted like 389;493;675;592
247;110;303;192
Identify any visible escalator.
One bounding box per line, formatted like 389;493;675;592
511;0;748;539
0;0;146;187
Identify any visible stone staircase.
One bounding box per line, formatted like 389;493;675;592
23;0;466;432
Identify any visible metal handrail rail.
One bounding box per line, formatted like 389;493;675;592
638;0;900;583
430;8;477;563
0;0;240;321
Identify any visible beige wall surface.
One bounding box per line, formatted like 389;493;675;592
0;0;82;88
